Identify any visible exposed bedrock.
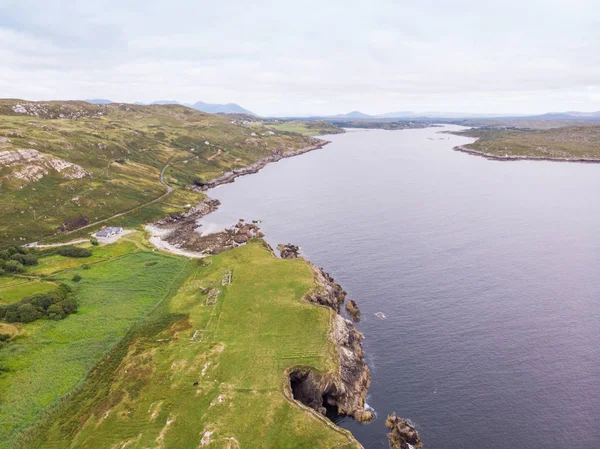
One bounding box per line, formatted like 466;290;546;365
345;299;361;322
277;243;300;259
290;263;372;423
288;315;372;422
386;413;422;449
306;266;347;313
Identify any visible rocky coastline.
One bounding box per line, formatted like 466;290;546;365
146;138;373;443
453;145;600;163
196;140;330;190
287;263;373;424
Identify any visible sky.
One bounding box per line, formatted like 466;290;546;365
1;0;599;116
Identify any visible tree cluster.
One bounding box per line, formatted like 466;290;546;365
0;246;38;276
0;284;77;323
57;246;92;258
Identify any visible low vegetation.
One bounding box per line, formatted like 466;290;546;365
269;120;345;136
454;126;600;160
0;283;75;323
6;239;358;449
0;100;324;246
0;244;191;449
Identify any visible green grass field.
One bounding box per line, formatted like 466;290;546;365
0;249;191;449
0;279;58;305
12;241;358;449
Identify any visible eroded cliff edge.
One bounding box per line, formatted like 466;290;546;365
288;264;373;423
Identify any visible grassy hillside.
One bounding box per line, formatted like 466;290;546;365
0;237;192;449
269;120;345;136
4;239;358;449
0;100;323;246
454;126;600;160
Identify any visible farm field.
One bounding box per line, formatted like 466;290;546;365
14;240;358;449
0;245;192;449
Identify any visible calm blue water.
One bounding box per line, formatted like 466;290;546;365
198;126;600;449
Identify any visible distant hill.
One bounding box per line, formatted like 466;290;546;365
529;111;600;120
330;111;373;119
188;101;255;115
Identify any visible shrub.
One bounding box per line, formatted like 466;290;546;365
72;274;82;282
47;303;66;320
18;303;42;323
90;237;99;246
0;333;10;342
9;253;25;263
0;268;5;276
82;265;91;270
0;250;10;260
58;246;92;258
22;254;39;266
4;260;24;273
60;298;78;315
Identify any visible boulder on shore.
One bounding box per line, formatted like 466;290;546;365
277;243;300;259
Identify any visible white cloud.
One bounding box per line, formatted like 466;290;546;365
0;0;599;115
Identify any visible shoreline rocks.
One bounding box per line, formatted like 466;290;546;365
290;265;372;424
453;145;600;164
196;141;330;190
386;413;422;449
277;243;300;259
345;299;361;323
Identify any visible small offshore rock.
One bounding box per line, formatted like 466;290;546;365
385;413;422;449
375;312;386;320
345;299;361;322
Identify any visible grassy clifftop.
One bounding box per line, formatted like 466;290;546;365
0;100;333;246
2;237;359;449
454;126;600;161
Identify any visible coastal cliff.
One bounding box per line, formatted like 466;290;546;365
289;266;373;423
146;139;373;430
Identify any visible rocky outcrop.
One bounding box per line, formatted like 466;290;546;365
161;219;262;255
305;266;347;313
288;317;372;423
196;141;329;190
289;266;372;424
386;413;422;449
277;243;300;259
0;149;89;184
156;198;221;227
345;299;361;323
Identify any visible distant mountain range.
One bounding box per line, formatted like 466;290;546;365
289;110;600;120
84;99;255;115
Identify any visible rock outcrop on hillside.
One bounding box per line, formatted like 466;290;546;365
0;149;89;184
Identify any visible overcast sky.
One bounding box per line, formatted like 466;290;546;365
1;0;599;116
